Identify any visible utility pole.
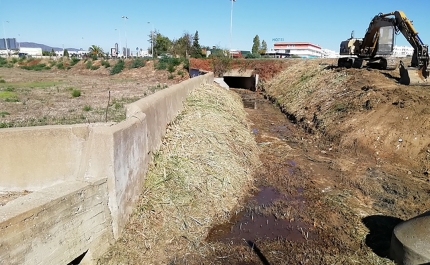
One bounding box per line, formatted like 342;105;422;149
147;22;154;58
230;0;236;57
2;21;9;57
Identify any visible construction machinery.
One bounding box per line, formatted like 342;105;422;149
338;11;430;85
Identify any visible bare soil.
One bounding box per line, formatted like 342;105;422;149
0;59;187;127
199;60;430;264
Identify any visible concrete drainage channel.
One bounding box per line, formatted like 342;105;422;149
0;73;214;265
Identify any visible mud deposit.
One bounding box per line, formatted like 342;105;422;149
202;89;430;265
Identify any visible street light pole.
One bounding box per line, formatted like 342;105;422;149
122;16;128;59
147;22;154;58
230;0;236;56
115;28;121;57
2;21;9;57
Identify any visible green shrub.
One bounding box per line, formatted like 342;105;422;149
0;79;5;83
71;89;81;97
110;60;124;75
57;62;65;69
167;64;175;73
91;54;98;60
83;105;92;111
11;58;18;64
20;63;50;71
70;57;80;66
101;60;110;68
177;70;184;77
90;65;100;70
85;61;92;69
0;58;11;68
49;60;57;67
168;74;174;79
5;87;14;92
130;58;146;69
0;111;10;117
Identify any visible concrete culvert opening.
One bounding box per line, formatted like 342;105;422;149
67;250;88;265
223;75;257;90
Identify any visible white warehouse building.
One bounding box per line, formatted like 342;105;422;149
266;42;338;58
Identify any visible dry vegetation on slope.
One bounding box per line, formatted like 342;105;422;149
98;83;260;264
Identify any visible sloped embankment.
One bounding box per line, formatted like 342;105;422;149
99;83;260;264
264;59;430;175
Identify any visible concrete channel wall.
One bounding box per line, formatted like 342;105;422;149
0;73;214;265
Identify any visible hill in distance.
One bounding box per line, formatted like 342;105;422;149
19;42;80;52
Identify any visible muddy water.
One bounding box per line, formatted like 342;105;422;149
207;89;317;245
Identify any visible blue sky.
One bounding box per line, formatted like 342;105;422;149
1;0;429;53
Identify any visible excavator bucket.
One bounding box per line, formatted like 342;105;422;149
399;61;430;85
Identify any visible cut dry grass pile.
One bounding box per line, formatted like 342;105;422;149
98;83;260;264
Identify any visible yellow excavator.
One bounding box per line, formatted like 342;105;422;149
338;11;429;85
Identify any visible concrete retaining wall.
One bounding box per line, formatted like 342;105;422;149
0;73;214;264
0;178;113;265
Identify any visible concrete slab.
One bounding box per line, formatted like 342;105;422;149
214;78;230;89
390;210;430;265
224;69;254;77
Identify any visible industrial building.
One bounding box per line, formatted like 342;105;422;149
266;42;328;58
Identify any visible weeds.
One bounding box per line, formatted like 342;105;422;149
0;58;13;68
130;58;146;69
83;105;92;111
168;74;174;79
57;62;65;69
101;60;110;68
20;63;50;71
70;57;80;66
0;111;10;117
85;60;93;69
0;79;5;83
155;57;181;71
110;60;125;75
71;89;81;97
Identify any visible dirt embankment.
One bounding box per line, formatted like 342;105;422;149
190;58;294;81
264;59;430;179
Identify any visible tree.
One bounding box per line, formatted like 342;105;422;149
260;40;268;55
252;35;260;54
172;32;192;57
210;47;232;77
191;30;202;58
89;45;104;59
64;49;69;58
153;32;172;57
51;48;55;57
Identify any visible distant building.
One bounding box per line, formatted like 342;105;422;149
19;47;42;57
266;42;324;58
0;38;18;50
321;48;339;58
393;45;413;57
